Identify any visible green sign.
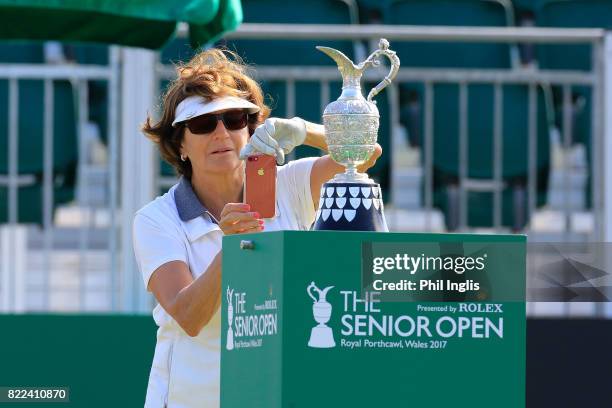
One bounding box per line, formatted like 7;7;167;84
222;231;526;408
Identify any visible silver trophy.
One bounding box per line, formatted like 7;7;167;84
313;39;400;231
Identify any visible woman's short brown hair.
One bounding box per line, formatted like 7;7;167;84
142;48;271;179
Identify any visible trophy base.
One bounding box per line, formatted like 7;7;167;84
312;181;388;231
308;326;336;348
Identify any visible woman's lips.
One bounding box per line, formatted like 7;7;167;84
211;148;233;154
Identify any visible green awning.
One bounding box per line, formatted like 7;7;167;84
0;0;242;49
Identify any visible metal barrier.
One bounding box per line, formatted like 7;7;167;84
0;25;610;317
0;47;121;312
159;24;609;241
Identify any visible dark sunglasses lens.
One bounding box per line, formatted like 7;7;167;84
187;115;218;134
222;111;248;130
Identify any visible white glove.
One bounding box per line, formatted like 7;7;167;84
239;117;307;165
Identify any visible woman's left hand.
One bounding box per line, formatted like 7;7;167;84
309;143;383;208
239;117;307;165
357;143;383;173
218;203;264;235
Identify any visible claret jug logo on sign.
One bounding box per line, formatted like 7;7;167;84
307;282;336;348
226;286;235;351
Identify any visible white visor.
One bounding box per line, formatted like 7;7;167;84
172;95;260;127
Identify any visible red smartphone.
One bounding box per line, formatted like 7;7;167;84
244;154;277;219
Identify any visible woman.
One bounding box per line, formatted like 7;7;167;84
133;48;381;407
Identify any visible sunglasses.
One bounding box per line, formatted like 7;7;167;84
185;110;256;135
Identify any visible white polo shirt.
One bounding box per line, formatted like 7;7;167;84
133;157;317;408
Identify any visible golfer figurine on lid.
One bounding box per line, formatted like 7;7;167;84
312;38;400;231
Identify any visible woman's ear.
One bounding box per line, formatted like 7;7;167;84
178;142;186;161
179;133;186;154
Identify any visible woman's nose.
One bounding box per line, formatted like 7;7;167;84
211;120;231;139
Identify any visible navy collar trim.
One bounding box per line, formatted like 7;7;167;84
174;177;214;223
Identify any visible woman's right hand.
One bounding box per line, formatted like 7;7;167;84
218;203;264;235
239;117;307;165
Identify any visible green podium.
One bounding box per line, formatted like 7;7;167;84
221;231;525;407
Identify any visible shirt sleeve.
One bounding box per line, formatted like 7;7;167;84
277;157;318;229
132;212;188;292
